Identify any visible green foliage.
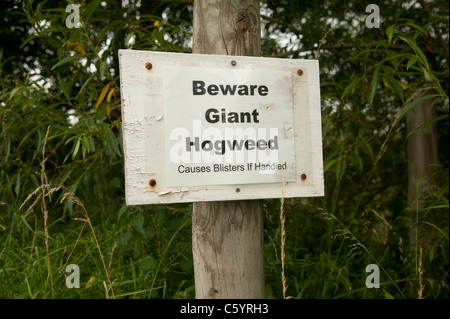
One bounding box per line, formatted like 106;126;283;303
261;0;449;299
1;0;448;299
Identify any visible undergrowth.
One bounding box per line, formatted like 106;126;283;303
1;0;448;299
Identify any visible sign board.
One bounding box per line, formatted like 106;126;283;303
119;50;323;205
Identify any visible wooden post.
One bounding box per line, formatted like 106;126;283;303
191;0;265;299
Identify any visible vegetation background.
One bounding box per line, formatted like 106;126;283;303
0;0;448;299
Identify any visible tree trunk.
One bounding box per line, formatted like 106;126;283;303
191;0;265;299
407;90;440;250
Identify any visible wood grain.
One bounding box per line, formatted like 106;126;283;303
192;200;265;298
192;0;260;56
192;0;265;299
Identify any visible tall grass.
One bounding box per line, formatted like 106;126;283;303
1;148;448;299
0;0;448;300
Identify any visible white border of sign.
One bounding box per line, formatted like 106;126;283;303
119;50;324;205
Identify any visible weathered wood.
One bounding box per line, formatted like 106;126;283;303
192;200;265;298
407;90;440;250
192;0;265;299
192;0;260;56
407;92;440;206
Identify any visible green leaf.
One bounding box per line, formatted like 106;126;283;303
386;51;400;70
3;137;11;164
368;66;380;108
99;60;106;79
421;204;449;211
51;54;80;70
88;135;95;152
140;256;158;271
432;96;447;106
72;138;81;160
19;213;34;232
421;66;433;82
103;126;122;160
9;86;24;100
125;32;135;46
154;31;166;45
82;135;91;152
404;22;428;35
114;231;132;245
352;150;363;174
406;56;418;70
386;25;395;44
383;74;404;102
77;73;95;97
57;74;71;101
341;76;360;101
398;36;428;67
59;165;75;185
20;35;38;49
18;126;39;149
180;255;193;273
398;94;440;121
335;157;346;185
323;157;338;173
406;114;448;139
383;289;394;299
14;172;21;196
419;221;449;241
131;214;145;235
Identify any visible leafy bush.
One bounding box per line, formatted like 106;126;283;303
1;0;448;299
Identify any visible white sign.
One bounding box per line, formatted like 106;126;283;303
119;50;324;205
163;66;296;186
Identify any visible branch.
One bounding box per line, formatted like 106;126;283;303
260;14;302;35
418;0;450;70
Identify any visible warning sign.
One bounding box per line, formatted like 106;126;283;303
119;50;324;205
163;66;296;186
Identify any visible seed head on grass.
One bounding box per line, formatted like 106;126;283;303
280;169;287;299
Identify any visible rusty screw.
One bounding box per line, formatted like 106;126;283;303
301;174;307;181
149;179;156;187
145;62;153;70
231;60;237;66
297;69;303;76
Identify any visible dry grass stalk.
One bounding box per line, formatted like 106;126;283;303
59;222;87;275
61;192;116;299
108;242;118;273
19;184;48;212
41;126;51;282
315;26;335;59
29;215;37;262
418;246;425;299
103;281;110;299
280;169;287;299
